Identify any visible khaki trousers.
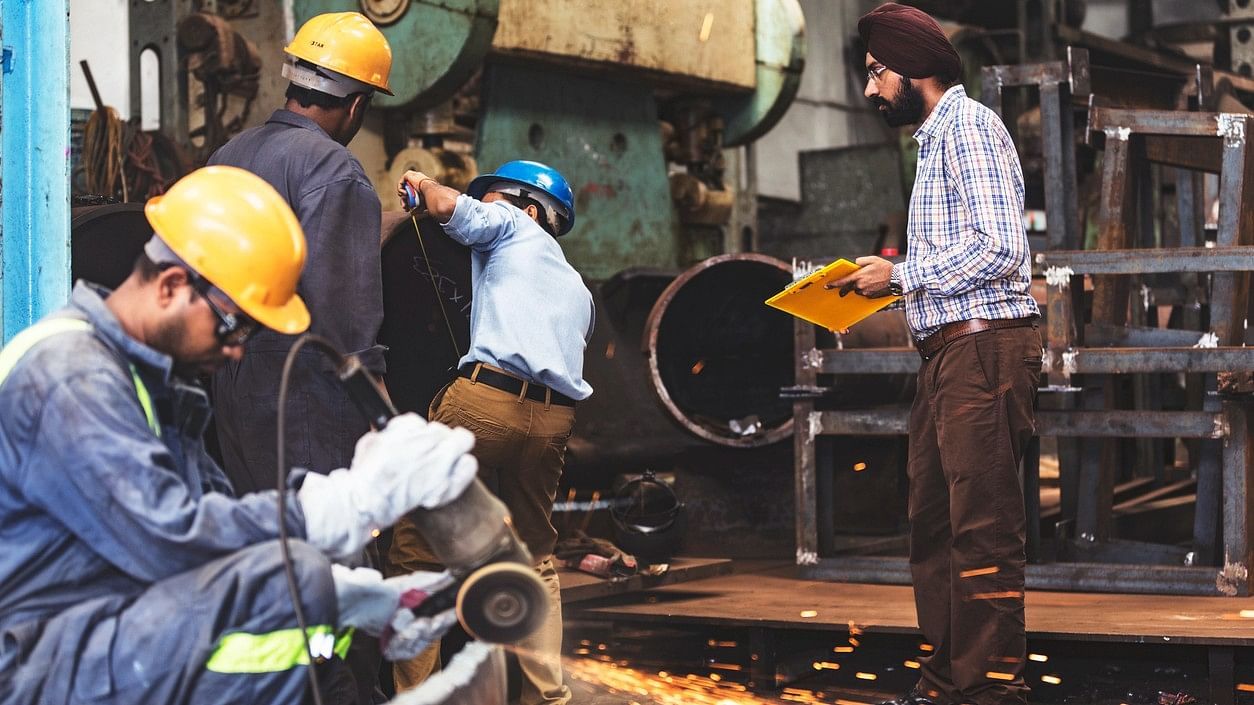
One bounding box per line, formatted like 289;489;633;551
388;373;574;705
908;325;1041;705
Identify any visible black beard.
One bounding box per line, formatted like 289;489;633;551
874;76;925;127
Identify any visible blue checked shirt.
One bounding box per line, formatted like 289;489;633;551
893;85;1039;339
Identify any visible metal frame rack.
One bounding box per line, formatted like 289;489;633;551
792;48;1254;597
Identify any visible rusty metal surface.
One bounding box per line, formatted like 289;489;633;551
491;0;755;92
814;408;1227;440
1038;246;1254;274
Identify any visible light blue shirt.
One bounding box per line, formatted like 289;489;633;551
443;194;595;401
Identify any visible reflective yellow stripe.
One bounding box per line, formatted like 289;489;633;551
206;626;355;674
0;319;92;384
0;318;162;437
128;364;161;438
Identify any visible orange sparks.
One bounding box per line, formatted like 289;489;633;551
812;661;840;671
847;637;860;647
986;671;1015;681
708;663;743;672
966;591;1024;601
919;643;935;652
1028;653;1048;663
708;640;738;648
853;462;867;472
832;646;854;653
959;566;1000;578
855;672;878;681
988;656;1023;664
904;660;921;669
1041;675;1062;685
799;610;818;618
691;360;706;375
1238;684;1254;692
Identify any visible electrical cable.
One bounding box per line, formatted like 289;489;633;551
276;333;346;705
412;214;463;361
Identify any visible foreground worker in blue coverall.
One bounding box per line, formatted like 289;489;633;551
0;166;475;705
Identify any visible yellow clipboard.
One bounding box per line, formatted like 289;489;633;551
764;259;901;331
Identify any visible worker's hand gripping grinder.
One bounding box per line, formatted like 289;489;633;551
338;355;548;644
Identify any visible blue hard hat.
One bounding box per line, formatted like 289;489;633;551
467;160;576;236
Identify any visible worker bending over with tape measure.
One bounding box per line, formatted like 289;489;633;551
0;167;475;705
390;162;594;704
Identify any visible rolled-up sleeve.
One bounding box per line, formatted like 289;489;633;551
18;372;307;582
443;195;518;251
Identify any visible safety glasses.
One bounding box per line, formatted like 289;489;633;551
189;275;259;347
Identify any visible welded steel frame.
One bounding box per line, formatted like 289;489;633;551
793;95;1254;599
793;324;1254;595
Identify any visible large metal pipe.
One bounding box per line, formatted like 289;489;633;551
643;254;797;448
641;254;915;449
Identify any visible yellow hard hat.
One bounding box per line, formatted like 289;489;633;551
144;166;311;335
284;12;393;96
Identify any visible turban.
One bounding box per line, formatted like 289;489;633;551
858;3;961;81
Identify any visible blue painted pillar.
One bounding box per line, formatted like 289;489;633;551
0;0;71;343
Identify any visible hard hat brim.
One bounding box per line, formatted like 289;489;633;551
243;293;311;336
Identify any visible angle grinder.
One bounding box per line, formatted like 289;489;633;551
338;355;548;644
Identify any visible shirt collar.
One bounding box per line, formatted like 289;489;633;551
70;281;174;384
914;84;967;143
265;109;332;140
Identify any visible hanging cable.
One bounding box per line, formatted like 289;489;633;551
412;215;463;361
276;334;345;705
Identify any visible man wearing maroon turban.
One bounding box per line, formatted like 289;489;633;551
830;5;1040;705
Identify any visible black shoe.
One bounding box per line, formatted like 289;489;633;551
877;688;937;705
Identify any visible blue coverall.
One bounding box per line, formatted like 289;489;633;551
0;283;342;705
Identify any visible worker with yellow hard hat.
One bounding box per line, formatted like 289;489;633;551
206;14;397;699
0;166;475;705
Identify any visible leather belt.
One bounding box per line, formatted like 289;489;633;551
458;363;577;407
916;317;1038;360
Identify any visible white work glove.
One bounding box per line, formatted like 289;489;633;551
298;413;478;559
331;564;459;661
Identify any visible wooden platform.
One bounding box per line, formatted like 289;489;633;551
558;557;733;604
571;562;1254;647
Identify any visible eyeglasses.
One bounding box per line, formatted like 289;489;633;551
189;275;258;347
866;64;888;84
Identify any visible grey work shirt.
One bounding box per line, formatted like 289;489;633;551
207;109;384;493
207;109;385;367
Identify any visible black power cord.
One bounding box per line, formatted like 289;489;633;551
276;333;345;705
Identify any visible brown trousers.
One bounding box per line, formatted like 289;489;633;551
388;372;574;705
908;324;1041;705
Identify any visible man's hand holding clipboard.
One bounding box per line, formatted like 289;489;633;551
826;255;897;299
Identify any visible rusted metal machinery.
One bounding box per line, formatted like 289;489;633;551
793;41;1254;596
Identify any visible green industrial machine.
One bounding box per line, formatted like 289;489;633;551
294;0;805;280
